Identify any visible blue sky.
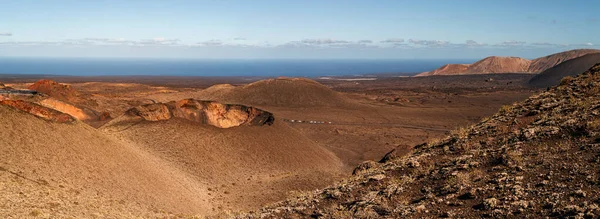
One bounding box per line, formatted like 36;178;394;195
0;0;599;59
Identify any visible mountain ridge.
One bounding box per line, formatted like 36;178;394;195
416;49;600;77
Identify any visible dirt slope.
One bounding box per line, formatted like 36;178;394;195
102;116;343;213
528;53;600;88
0;105;213;217
242;64;600;218
528;49;600;73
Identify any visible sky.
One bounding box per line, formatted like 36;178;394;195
0;0;599;59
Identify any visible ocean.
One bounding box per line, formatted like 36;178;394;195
0;57;477;77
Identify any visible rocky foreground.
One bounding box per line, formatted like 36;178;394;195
241;64;600;218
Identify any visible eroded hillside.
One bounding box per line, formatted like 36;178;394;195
241;64;600;218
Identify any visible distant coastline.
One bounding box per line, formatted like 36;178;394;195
0;57;477;77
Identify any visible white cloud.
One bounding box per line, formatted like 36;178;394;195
380;38;404;43
408;39;450;47
465;40;486;46
530;42;556;46
0;41;61;46
196;39;224;47
137;38;180;46
495;40;527;47
300;39;351;45
0;32;11;36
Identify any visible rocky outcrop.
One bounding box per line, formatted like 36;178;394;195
170;99;274;128
126;103;172;121
26;80;110;127
110;99;274;129
39;98;95;121
242;64;600;218
28;79;81;102
0;100;74;123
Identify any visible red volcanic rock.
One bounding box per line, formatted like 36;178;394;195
28;79;81;102
169;99;274;128
113;99;274;129
0;100;75;123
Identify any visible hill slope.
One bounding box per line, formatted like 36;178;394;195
465;56;531;74
0;105;213;217
102;113;343;212
528;53;600;88
196;78;354;108
243;63;600;218
414;64;471;76
528;49;600;73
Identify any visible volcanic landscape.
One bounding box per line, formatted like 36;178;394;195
1;49;600;218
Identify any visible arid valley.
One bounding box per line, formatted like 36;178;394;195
3;49;600;217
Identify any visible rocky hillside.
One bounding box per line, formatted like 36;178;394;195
529;53;600;88
417;49;600;76
242;63;600;218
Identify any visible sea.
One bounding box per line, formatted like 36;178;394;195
0;57;477;77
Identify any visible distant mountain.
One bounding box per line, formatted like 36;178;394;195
465;56;531;74
528;49;600;73
416;49;600;77
415;64;471;76
528;53;600;88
